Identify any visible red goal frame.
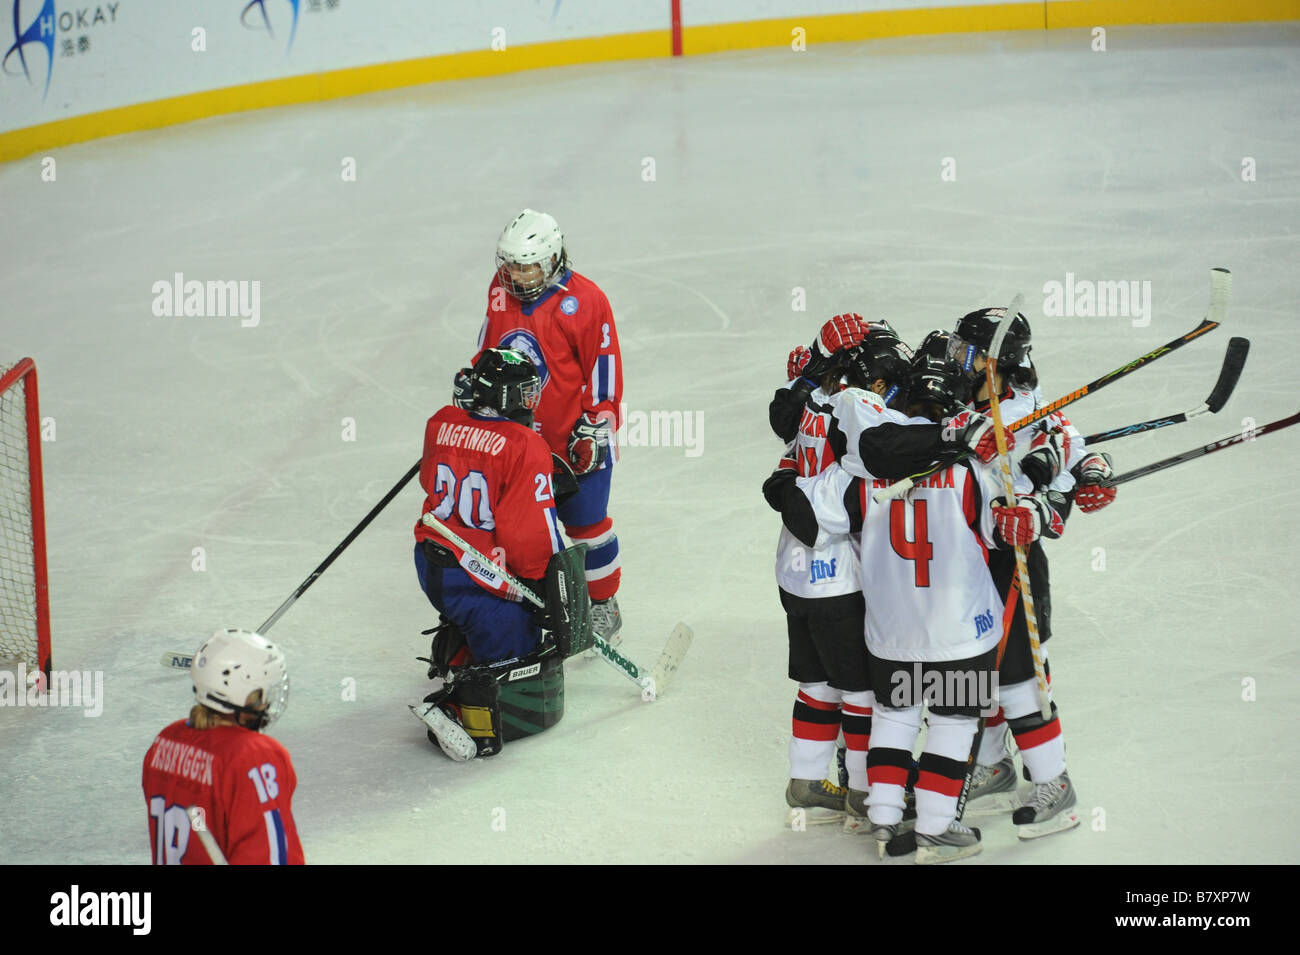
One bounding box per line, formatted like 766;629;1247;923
0;358;51;679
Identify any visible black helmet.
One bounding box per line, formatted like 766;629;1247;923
949;307;1033;373
470;348;542;425
844;333;911;409
908;330;973;414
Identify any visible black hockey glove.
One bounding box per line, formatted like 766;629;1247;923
452;367;474;410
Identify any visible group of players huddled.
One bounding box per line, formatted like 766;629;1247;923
763;310;1117;863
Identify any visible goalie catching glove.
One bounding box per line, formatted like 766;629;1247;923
943;408;1015;463
992;493;1066;547
1072;451;1117;513
568;412;611;474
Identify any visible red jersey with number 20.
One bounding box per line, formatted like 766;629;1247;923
414;406;566;596
142;719;304;865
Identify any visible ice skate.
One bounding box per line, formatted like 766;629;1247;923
842;787;870;834
915;820;982;864
585;595;623;658
870;822;898;858
1013;771;1079;839
963;756;1021;816
785;777;846;827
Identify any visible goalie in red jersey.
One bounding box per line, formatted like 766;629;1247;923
454;210;624;646
142;628;304;865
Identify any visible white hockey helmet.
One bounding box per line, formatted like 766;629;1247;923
495;208;567;303
191;628;289;730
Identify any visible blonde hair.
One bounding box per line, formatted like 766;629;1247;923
188;689;265;730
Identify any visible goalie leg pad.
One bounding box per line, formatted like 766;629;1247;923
448;670;505;758
497;649;565;742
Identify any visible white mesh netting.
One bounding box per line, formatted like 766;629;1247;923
0;361;41;670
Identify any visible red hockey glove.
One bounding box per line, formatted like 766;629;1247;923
945;409;1015;463
1020;428;1070;490
804;314;869;380
787;345;812;381
1072;452;1117;513
992;494;1065;547
568;413;611;475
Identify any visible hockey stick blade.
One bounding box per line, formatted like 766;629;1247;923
1084;336;1250;445
1205;336;1249;413
874;317;1221;504
644;623;694;700
161;651;194;671
1105;407;1300;488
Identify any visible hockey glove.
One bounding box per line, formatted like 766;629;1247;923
944;408;1015;463
761;458;798;513
769;378;815;441
787;345;813;382
992;494;1065;547
1020;428;1070;491
452;367;474;410
1072;451;1117;513
804;314;869;380
568;412;611;475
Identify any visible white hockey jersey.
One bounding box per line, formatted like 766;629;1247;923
774;384;860;598
797;459;1006;663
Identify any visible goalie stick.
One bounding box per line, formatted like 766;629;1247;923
1082;336;1249;445
874;268;1230;505
1102;408;1300;488
420;512;692;698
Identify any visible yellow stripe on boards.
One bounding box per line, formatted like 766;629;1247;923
1044;0;1300;29
681;3;1045;56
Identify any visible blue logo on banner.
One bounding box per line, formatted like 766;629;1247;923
4;0;57;100
560;296;578;315
242;0;301;52
498;329;549;387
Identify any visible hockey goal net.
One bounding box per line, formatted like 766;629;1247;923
0;358;51;678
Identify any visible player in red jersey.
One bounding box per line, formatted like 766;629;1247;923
142;628;303;865
456;210;624;644
412;348;569;760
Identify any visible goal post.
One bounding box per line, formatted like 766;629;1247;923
0;358;51;679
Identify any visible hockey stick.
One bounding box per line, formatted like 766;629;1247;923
984;296;1051;723
161;461;422;671
1103;408;1300;488
874;270;1230;505
186;805;229;865
1083;337;1249;445
420;512;692;698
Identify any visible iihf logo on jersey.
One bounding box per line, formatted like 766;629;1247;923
497;329;549;386
808;558;838;584
973;607;995;638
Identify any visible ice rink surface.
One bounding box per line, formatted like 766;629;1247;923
2;22;1298;864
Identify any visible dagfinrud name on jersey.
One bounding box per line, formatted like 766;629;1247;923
49;886;151;936
436;422;508;455
147;735;215;785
